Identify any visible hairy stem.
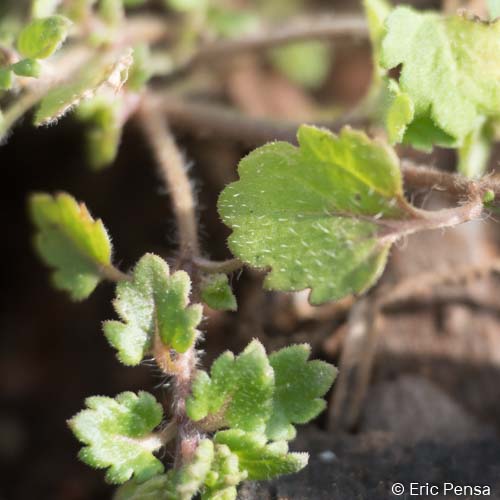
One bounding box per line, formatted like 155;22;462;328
139;99;200;261
99;264;132;282
139;97;202;468
193;257;244;274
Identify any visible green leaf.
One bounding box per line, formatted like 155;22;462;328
218;125;412;304
201;444;246;500
381;7;500;148
104;253;202;366
0;67;13;90
117;440;217;500
363;0;392;79
128;44;152;91
35;49;132;126
269;41;331;89
114;474;172;500
29;192;112;300
17;15;71;59
200;274;237;311
266;344;337;441
488;0;500;19
11;58;42;78
77;96;123;170
383;79;414;144
68;391;164;484
458;119;493;179
32;0;61;17
214;430;308;481
186;340;274;433
170;440;214;500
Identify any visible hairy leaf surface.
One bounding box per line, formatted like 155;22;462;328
186;340;274;433
29;192;112;300
214;430;308;480
201;444;246;500
381;7;500;147
35;49;132;125
104;253;202;366
266;344;337;440
218;125;412;304
17;15;71;59
68;391;164;484
200;273;237;311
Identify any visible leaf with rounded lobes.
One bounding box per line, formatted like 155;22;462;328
35;49;132;126
104;254;202;366
381;7;500;148
200;273;237;311
68;391;164;485
29;192;112;300
214;430;308;481
17;15;71;59
218;125;412;304
266;344;337;441
201;444;246;500
186;340;274;433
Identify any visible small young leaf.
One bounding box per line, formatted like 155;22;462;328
68;391;164;484
170;439;214;500
186;340;274;433
11;58;42;78
266;344;337;441
200;274;237;311
218;125;412;304
0;67;13;90
127;44;152;91
380;7;500;148
214;430;308;481
383;79;414;144
17;15;71;59
201;444;246;500
29;192;112;300
104;254;202;366
114;474;171;500
77;96;123;170
35;49;132;125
